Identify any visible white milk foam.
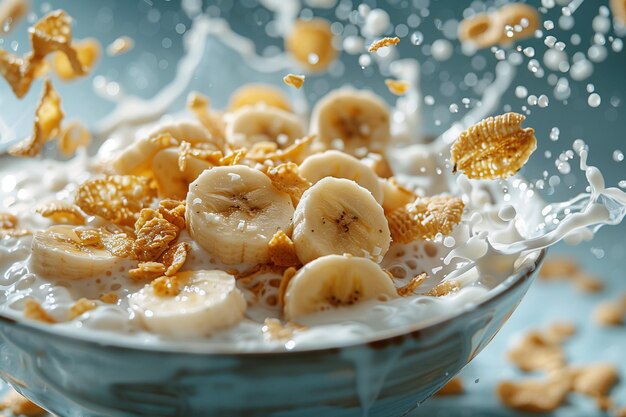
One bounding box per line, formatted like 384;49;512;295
1;3;625;353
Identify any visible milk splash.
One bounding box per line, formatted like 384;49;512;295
1;0;625;354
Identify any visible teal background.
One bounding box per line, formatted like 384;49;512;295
1;0;625;415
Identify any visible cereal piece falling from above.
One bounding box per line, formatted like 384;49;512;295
9;78;63;157
368;36;400;52
283;73;305;89
384;79;409;96
57;121;91;156
0;388;46;417
106;35;134;56
450;112;537;180
51;37;101;81
435;377;464;396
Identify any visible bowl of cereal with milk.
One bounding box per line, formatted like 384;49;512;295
1;2;625;416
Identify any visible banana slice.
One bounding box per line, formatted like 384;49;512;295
292;177;391;264
186;165;295;265
310;88;390;155
225;105;305;149
228;83;292;112
110;120;216;175
152;148;212;200
31;225;123;280
298;150;384;203
129;270;246;337
284;254;398;320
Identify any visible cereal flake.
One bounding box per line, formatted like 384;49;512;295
266;162;311;206
283;73;305;89
368;36;400;52
36;200;85;225
268;230;300;267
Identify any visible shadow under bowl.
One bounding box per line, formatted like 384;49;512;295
0;249;545;417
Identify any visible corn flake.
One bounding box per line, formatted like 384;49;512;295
23;298;55;324
283;73;305;89
435;377;464;396
426;280;461;297
268;230;300;267
160;241;191;276
571;363;619;398
397;273;427;296
9;78;63;157
187;91;226;146
128;261;165;281
57;120;91;156
134;210;179;261
387;196;464;243
157;199;186;230
36;200;85;225
51;37;100;81
100;291;118;304
0;389;46;417
266;162;311;206
68;298;96;320
0;212;18;229
593;302;624;326
368;36;400;52
75;175;156;226
451;112;537;180
384;79;409;96
151;274;185;297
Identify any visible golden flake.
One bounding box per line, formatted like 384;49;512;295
268;230;300;267
68;298;96;320
283;73;305;89
450;112;537;179
266;162;311;206
397;273;427;296
384;79;409;96
36;200;85;225
368;36;400;52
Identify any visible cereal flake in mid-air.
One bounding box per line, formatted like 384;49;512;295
384;79;409;96
451;112;537;180
368;36;400;52
9;78;63;157
283;73;305;89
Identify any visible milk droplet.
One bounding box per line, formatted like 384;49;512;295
358;54;371;68
363;8;390;38
588;45;607;63
619;180;626;189
498;205;516;221
431;39;453;61
544;35;557;48
613;150;624;162
343;36;364;54
538;95;549;107
443;236;456;247
550;127;560;141
570;59;593;81
527;95;538;106
592;15;611;34
544;20;554;30
410;31;424;45
523;47;535;57
424;95;435;105
556;160;571;174
612;38;624;53
588;93;601;107
515;86;528;98
449;103;459;113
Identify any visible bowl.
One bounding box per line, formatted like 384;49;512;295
0;3;549;415
0;247;544;417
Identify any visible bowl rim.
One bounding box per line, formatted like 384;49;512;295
0;248;546;356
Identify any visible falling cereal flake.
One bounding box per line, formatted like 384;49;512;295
367;36;400;53
283;73;305;89
384;79;409;95
107;36;134;56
